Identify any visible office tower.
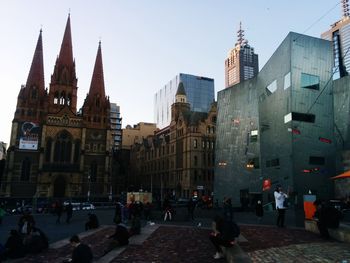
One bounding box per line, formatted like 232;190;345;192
225;22;259;88
110;103;122;150
154;73;215;129
321;0;350;79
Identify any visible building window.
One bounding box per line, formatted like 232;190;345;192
266;80;277;94
21;158;31;181
301;73;319;90
202;141;205;149
266;158;280;167
292;112;316;123
250;130;258;142
45;138;52;162
193;139;197;148
90;162;97;182
74;140;81;163
194;156;198;166
54;131;72;163
284;72;291;90
247;157;260;169
309;156;325;165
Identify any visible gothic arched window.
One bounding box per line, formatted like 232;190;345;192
90;161;97;182
59;92;66;105
54;91;59;104
67;93;72;106
45;138;52;162
53;131;72;163
73;140;81;163
21;157;31;181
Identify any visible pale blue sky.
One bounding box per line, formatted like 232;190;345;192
0;1;341;145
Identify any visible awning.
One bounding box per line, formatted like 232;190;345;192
331;170;350;180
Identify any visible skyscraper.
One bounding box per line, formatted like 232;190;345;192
110;103;122;151
321;0;350;79
225;22;259;88
154;73;215;129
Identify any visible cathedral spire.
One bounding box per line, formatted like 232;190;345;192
26;29;45;91
57;14;73;67
89;41;106;98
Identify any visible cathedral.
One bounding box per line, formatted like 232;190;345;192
1;15;113;199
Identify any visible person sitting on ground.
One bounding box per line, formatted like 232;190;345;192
209;215;240;260
63;235;93;263
85;213;99;231
104;222;130;255
23;227;49;254
18;210;36;235
3;229;26;260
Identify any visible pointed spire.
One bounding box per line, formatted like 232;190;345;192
342;0;350;18
26;29;45;91
89;41;106;98
176;82;186;96
58;14;73;67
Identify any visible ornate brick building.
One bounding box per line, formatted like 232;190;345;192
1;16;113;199
130;83;217;199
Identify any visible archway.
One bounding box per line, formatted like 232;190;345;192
53;176;66;198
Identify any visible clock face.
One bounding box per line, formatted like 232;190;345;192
91;131;102;140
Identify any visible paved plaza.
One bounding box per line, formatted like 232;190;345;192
0;209;349;262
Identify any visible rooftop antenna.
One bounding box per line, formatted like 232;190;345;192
342;0;350;18
236;22;246;47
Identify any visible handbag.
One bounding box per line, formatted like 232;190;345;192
283;198;289;208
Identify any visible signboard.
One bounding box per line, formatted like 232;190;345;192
19;122;40;150
262;179;271;191
197;185;204;190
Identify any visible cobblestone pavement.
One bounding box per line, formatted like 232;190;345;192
248;242;350;263
111;226;220;263
4;224;350;263
12;226;115;263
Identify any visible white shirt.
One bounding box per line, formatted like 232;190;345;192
274;191;288;209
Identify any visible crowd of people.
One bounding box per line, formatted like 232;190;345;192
0;210;49;261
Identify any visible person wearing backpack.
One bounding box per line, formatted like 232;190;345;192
209;215;240;260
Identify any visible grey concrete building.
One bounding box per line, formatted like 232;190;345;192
215;32;336;208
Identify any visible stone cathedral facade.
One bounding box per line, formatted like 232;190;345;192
1;16;113;199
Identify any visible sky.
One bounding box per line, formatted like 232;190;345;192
0;0;342;145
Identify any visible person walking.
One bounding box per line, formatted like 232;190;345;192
274;185;288;227
55;201;63;224
209;215;239;260
187;198;196;221
0;204;6;225
255;200;264;223
65;202;73;224
223;197;233;221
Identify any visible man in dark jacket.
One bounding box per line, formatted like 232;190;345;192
69;235;93;263
209;215;239;259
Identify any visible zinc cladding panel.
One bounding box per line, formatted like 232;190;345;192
257;33;293;190
215;78;259;205
290;34;335;199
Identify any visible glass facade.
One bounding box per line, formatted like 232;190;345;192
321;17;350;79
154;73;215;128
110;103;122;150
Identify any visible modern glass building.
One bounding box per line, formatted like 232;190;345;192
154;73;215;129
215;32;336;209
321;0;350;79
110;103;122;150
